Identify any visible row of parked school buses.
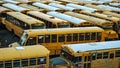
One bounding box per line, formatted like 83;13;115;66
0;0;120;55
0;40;120;68
0;0;120;68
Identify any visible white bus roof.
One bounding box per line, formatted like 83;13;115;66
3;0;20;4
98;5;120;11
32;2;60;11
47;11;87;25
65;41;120;52
66;3;97;12
2;3;29;12
49;3;76;11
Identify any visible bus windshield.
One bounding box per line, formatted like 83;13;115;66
19;32;28;46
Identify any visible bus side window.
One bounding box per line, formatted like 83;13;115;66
88;56;91;61
85;33;90;40
110;53;114;59
88;63;91;68
66;34;72;42
97;32;102;40
58;34;65;42
38;35;44;44
103;52;108;59
92;53;96;60
115;50;120;57
5;61;12;68
22;59;28;67
0;61;3;68
84;56;87;62
26;37;36;45
51;34;57;43
45;35;50;43
30;58;36;66
79;33;84;41
73;33;78;41
13;60;20;67
75;56;82;62
91;32;96;40
37;57;46;64
97;52;102;59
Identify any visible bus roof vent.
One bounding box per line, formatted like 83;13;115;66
89;43;97;46
16;46;25;50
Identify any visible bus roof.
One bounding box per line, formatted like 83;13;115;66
47;11;88;25
63;40;120;53
80;11;120;22
32;2;61;11
2;3;30;12
64;11;112;26
66;3;97;12
24;27;104;35
19;4;48;12
48;3;79;11
27;11;70;24
3;0;21;5
0;45;49;61
98;5;120;12
0;6;12;13
7;12;45;25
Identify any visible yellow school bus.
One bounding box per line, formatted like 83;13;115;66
101;11;120;19
4;12;45;37
79;10;120;38
64;11;118;40
97;5;120;13
48;3;81;12
3;0;21;5
11;27;105;55
0;45;50;68
60;40;120;68
2;3;30;13
32;2;65;12
27;11;70;28
18;4;49;13
84;4;119;16
85;4;113;11
47;11;94;27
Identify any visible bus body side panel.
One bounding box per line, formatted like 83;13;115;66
5;20;23;37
